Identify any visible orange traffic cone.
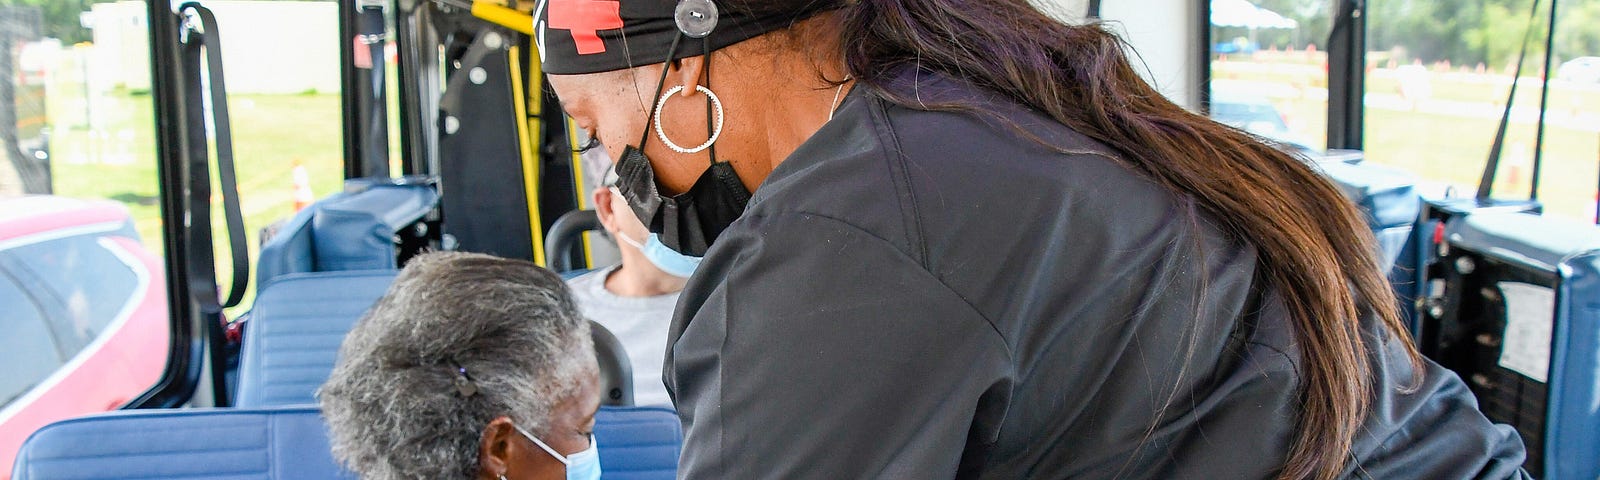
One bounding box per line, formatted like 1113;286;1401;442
291;161;314;212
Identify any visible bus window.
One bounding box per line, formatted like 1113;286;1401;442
162;0;347;318
1208;0;1331;151
0;271;63;409
0;2;171;476
3;233;144;355
1364;0;1600;222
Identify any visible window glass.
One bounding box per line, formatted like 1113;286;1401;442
0;1;167;465
6;233;141;355
1209;0;1334;151
1364;0;1600;222
166;0;344;318
0;271;64;408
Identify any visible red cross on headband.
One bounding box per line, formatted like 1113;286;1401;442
536;0;837;75
547;0;624;55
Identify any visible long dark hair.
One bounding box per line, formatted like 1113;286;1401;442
732;0;1422;478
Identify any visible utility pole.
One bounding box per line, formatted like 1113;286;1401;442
0;6;50;194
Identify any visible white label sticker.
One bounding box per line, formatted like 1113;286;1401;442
1497;282;1555;383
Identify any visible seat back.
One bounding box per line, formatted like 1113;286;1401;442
1315;160;1422;273
593;320;636;406
235;271;397;407
11;407;352;479
13;406;681;480
256;180;437;286
236;271;632;408
547;209;601;275
595;406;682;480
1425;212;1600;479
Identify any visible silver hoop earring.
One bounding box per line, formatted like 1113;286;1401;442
653;85;725;154
498;475;508;480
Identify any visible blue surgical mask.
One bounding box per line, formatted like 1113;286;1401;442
615;230;703;278
513;424;602;480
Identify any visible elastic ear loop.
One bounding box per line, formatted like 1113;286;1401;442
702;36;718;166
637;34;685;150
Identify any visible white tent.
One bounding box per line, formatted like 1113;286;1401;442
1211;0;1299;29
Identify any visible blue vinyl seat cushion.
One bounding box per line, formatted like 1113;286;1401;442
10;406;352;480
1315;160;1423;272
594;406;682;480
1447;211;1600;272
235;270;397;407
256;181;437;286
12;406;681;480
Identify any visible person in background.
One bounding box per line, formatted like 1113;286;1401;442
565;145;692;407
319;252;602;480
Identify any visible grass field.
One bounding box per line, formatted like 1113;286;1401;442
48;92;345;316
1215;56;1600;223
41;57;1600;315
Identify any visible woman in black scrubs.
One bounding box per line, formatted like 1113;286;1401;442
538;0;1528;478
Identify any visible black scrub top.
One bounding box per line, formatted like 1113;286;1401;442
662;67;1529;479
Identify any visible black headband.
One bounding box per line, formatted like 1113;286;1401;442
535;0;836;75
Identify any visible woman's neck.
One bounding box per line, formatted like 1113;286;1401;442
604;252;686;297
707;22;851;191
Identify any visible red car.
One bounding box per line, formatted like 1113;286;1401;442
0;196;170;479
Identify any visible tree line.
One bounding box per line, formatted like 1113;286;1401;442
1229;0;1600;68
0;0;329;45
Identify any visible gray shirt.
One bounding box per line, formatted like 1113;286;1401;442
664;67;1528;479
568;265;679;407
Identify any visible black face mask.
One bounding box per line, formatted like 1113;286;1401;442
611;35;751;257
614;145;750;257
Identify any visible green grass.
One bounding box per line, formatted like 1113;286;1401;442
50;92;345;317
1217;58;1600;223
1365;107;1600;222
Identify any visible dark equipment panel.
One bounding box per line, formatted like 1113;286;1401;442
436;28;537;261
1420;212;1600;479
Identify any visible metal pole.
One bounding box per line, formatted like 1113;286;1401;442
1327;0;1366;150
1528;0;1557;201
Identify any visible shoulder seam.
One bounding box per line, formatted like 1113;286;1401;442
750;210;1013;358
866;95;930;267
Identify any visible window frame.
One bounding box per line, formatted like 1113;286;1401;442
126;0;208;409
1196;0;1367;150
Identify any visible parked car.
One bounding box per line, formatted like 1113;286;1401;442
1208;83;1316;151
1557;56;1600;84
0;196;169;479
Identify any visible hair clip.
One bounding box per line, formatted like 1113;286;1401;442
674;0;718;38
449;361;479;398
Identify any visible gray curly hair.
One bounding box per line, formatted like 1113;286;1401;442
318;251;596;480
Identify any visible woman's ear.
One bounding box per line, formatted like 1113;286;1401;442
477;416;517;478
592;188;622;235
673;54;709;97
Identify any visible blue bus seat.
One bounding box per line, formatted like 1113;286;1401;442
1315;160;1423;273
1430;212;1600;479
562;268;596;280
236;271;397;407
236;270;633;408
595;406;682;480
10;406;352;479
256;180;437;286
13;406;680;480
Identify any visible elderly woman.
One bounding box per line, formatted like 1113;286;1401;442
319;252;602;480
